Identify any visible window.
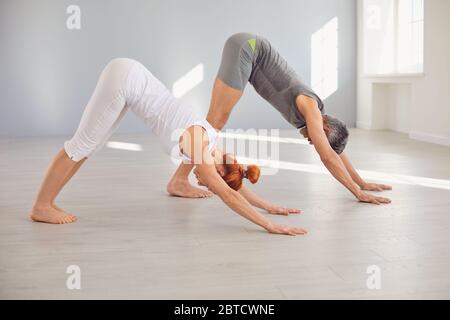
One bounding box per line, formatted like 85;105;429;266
311;17;339;100
363;0;424;75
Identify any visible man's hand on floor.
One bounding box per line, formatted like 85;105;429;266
356;191;392;205
360;182;393;192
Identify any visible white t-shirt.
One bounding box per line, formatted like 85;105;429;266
125;60;218;161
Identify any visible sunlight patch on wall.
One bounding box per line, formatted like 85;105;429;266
172;64;204;98
311;17;339;100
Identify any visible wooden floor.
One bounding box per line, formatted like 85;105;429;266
1;129;450;299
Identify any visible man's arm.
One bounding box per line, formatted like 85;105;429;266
297;95;391;205
339;152;392;192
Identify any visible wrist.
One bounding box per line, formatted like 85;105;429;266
353;188;364;199
263;220;274;231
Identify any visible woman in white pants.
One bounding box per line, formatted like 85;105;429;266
30;58;305;236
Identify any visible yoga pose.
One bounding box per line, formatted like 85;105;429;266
30;58;305;236
168;33;393;204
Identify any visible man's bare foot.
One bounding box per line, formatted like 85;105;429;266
30;204;77;224
167;180;213;198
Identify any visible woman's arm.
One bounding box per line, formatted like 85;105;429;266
196;164;305;235
339;152;392;192
180;126;306;236
238;185;301;216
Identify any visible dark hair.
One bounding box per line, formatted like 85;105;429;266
323;115;349;154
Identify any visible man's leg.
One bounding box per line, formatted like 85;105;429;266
167;33;252;198
206;78;243;130
167;162;213;198
166;79;243;198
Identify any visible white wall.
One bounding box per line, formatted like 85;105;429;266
0;0;357;137
357;0;450;146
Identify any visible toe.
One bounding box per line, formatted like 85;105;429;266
62;216;71;224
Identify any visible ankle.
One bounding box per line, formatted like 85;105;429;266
32;202;52;211
169;177;189;185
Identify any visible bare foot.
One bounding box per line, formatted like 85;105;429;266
167;180;213;198
52;203;73;215
52;203;79;221
30;204;77;224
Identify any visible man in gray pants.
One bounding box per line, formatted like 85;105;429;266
167;33;392;207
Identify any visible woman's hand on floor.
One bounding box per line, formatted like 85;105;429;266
265;222;307;236
266;206;301;216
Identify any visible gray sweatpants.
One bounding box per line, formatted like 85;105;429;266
217;32;256;91
216;32;325;130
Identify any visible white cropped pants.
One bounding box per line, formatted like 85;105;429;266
64;58;137;162
64;58;217;162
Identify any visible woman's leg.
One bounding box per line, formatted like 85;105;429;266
51;157;86;213
30;58;134;224
30;149;82;224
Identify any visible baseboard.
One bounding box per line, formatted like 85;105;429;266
409;131;450;147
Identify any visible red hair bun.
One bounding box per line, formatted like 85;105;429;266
245;165;261;184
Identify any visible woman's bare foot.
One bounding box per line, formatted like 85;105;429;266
30;204;77;224
52;203;73;215
167;180;213;198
